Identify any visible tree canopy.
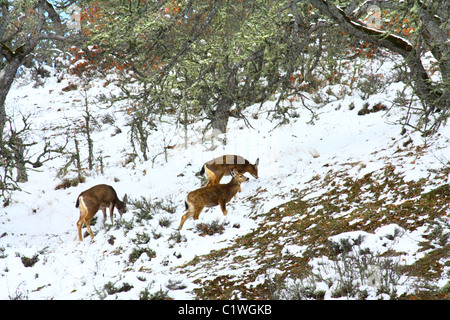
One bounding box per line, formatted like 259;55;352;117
1;0;449;202
69;0;448;135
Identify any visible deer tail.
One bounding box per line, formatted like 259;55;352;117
196;164;205;177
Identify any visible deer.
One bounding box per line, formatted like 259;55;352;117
198;154;259;187
179;170;249;230
76;184;128;241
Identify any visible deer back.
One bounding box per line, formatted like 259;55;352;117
77;184;116;206
204;155;259;184
76;184;128;214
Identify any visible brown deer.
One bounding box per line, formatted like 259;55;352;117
199;154;259;187
179;170;249;230
76;184;127;241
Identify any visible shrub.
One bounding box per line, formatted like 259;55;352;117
139;285;172;300
128;247;156;263
195;220;228;236
159;216;172;228
131;196;154;222
168;231;186;246
132;232;151;245
20;254;39;268
103;281;133;295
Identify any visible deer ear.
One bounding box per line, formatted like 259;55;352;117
255;158;259;166
123;194;128;204
230;169;237;177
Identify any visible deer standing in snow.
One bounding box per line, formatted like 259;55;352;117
199;154;259;187
179;170;249;230
76;184;127;241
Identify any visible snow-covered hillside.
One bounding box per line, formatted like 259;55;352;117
0;57;449;300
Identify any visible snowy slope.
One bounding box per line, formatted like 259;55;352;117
0;59;449;300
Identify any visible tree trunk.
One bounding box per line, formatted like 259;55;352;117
0;56;23;144
210;96;233;134
13;136;27;183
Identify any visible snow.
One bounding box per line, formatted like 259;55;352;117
329;223;425;258
1;56;449;300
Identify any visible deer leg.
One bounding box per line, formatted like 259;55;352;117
204;167;212;186
84;218;95;239
109;203;114;224
101;208;107;224
193;205;205;220
219;200;228;216
203;173;211;187
77;217;84;241
77;204;89;241
211;174;222;186
204;166;218;186
179;209;194;230
205;175;216;187
207;172;223;186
